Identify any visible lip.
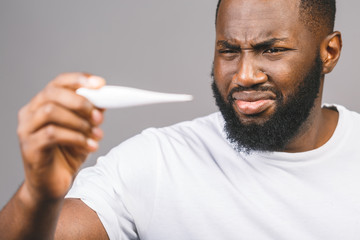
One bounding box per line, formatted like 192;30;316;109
232;91;276;115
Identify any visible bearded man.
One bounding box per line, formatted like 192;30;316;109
1;0;359;239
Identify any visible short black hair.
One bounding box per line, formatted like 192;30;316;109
215;0;336;34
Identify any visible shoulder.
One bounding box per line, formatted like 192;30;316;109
66;113;226;239
98;111;225;176
324;104;360;140
330;104;360;123
108;112;224;155
71;112;227;193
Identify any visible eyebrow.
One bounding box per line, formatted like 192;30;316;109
217;40;241;50
217;38;288;50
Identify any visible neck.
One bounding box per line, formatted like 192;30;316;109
282;94;339;153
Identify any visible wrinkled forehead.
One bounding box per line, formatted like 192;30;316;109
216;0;301;41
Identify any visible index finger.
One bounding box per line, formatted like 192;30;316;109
51;73;106;90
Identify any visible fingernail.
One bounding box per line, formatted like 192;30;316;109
86;76;105;88
92;127;103;139
92;109;103;124
87;138;98;150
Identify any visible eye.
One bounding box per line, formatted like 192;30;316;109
219;49;238;54
264;48;287;54
218;49;240;60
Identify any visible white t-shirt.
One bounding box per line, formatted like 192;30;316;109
67;105;360;240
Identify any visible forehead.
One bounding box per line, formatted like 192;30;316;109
217;0;304;43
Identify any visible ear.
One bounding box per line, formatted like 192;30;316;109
320;31;342;74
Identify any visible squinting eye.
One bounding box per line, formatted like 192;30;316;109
219;49;238;54
264;48;286;54
218;49;240;60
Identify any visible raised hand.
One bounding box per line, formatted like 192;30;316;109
17;73;106;201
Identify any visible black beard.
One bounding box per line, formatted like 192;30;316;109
212;55;323;153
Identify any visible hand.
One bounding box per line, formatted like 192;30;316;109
17;73;106;202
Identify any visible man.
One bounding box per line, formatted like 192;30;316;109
1;0;359;239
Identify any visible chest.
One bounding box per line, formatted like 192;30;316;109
139;155;360;240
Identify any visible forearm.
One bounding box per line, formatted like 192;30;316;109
0;183;64;240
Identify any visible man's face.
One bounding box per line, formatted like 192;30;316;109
213;0;324;152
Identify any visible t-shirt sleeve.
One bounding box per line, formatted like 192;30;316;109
66;130;160;240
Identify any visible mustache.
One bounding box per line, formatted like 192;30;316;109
210;67;282;104
210;66;283;104
227;85;283;104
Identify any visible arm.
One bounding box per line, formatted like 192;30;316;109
0;73;108;239
55;198;108;240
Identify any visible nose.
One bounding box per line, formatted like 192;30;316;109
232;56;267;87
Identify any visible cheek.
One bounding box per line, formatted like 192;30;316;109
265;63;302;100
213;57;238;98
267;49;320;99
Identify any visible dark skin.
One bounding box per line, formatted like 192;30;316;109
213;0;342;152
0;0;343;239
0;73;109;239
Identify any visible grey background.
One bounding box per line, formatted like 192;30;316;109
0;0;358;208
